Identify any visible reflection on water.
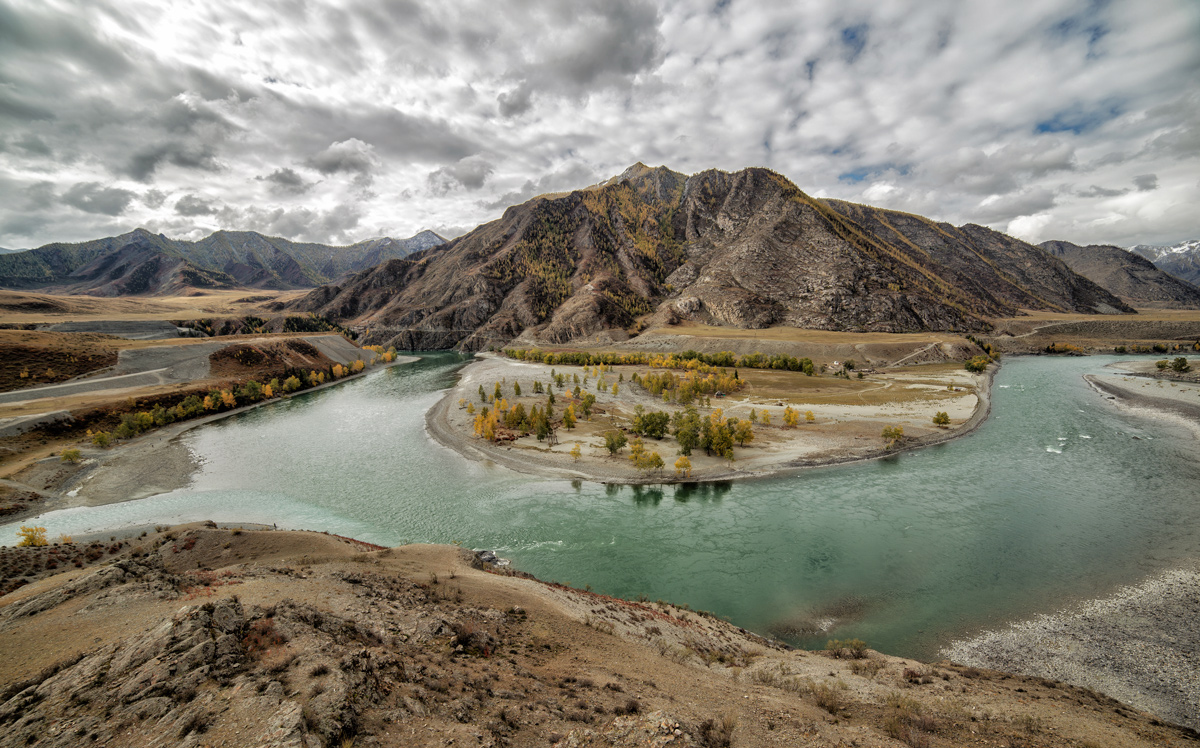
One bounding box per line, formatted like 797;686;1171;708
5;353;1198;659
672;482;732;503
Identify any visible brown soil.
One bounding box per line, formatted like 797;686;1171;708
0;331;120;393
0;526;1193;748
0;289;305;325
986;309;1200;354
206;338;338;377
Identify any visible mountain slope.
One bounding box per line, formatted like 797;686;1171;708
0;229;446;294
292;164;1133;351
1040;240;1200;309
1130;239;1200;286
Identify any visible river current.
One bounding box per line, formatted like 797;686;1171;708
5;354;1197;659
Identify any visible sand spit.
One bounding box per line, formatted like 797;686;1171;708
942;562;1200;731
1085;371;1200;440
426;353;993;485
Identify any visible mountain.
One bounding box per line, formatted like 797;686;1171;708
292;164;1133;351
1040;240;1200;309
0;228;446;295
1129;239;1200;286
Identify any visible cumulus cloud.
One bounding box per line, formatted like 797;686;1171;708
258;167;314;195
427;156;495;195
141;189;169;209
480;162;599;210
0;0;1197;249
227;204;365;245
60;182;136;216
306;139;379;186
174;194;219;216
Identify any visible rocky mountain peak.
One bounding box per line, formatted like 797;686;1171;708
291;164;1135;351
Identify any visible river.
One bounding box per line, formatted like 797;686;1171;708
4;353;1197;659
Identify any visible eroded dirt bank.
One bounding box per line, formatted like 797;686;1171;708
1;525;1195;748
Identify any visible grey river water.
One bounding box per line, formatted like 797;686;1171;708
5;353;1198;660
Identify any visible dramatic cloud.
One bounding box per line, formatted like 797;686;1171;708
258;167;314;195
61;182;136;216
174;194;219;216
0;0;1197;249
307;139;379;181
427;156;495;195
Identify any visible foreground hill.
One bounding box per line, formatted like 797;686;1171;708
1131;239;1200;287
293;164;1133;351
1040;240;1200;309
0;228;445;295
0;525;1191;748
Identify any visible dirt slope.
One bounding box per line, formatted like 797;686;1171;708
0;526;1194;748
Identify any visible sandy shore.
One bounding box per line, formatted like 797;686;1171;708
942;367;1200;732
426;353;993;484
1084;370;1200;440
942;562;1200;731
4;356;420;522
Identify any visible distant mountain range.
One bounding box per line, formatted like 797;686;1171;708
292;163;1134;351
1040;240;1200;309
0;228;445;295
1129;239;1200;287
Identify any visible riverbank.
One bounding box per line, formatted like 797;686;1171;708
1;356;419;524
942;561;1200;731
941;364;1200;732
425;353;993;484
0;525;1191;747
1084;369;1200;439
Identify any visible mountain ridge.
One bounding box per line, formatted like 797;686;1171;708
291;164;1134;351
0;228;446;295
1130;239;1200;286
1040;240;1200;309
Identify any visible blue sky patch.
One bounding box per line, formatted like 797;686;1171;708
1035;101;1123;135
841;24;868;62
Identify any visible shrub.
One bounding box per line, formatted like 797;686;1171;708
964;355;990;373
884;692;937;747
16;526;48;547
1171;357;1191;373
696;714;737;747
826;638;868;659
60;448;82;463
809;682;843;714
932;411;950;427
244;618;287;654
91;431;112;447
849;659;883;677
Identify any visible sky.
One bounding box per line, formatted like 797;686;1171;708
1;0;1198;251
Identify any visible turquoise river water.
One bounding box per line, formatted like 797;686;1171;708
4;354;1198;659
